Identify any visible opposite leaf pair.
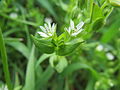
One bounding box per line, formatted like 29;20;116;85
31;35;84;56
31;20;84;56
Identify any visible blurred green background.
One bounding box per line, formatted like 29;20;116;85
0;0;120;90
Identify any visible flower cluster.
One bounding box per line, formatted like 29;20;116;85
37;19;84;38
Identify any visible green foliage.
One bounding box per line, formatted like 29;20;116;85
37;0;58;19
31;35;55;54
6;41;30;59
109;0;120;7
101;20;120;43
49;55;68;73
23;46;35;90
57;38;84;56
0;28;12;90
0;0;120;90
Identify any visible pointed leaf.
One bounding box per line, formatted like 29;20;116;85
57;38;84;56
31;35;54;54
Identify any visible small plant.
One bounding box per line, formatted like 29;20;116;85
31;20;84;72
31;0;115;73
0;0;120;90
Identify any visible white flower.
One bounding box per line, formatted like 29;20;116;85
9;12;18;19
37;21;56;38
106;52;114;60
96;44;104;51
65;20;84;36
44;17;53;24
0;85;8;90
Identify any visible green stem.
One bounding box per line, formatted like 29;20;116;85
87;0;93;20
90;2;94;23
0;28;12;90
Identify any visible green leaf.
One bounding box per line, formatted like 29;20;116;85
61;63;99;79
109;0;120;7
35;54;51;69
57;38;84;56
92;17;105;30
14;73;20;89
87;0;93;18
49;55;68;73
31;35;55;54
85;76;96;90
14;86;22;90
92;3;104;22
101;20;120;43
36;65;54;90
6;41;30;59
23;46;35;90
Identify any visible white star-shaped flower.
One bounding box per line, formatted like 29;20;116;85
65;20;84;36
37;21;56;38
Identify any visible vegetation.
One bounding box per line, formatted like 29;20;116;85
0;0;120;90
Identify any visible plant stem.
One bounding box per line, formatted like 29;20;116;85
90;2;94;23
0;28;12;90
87;0;93;20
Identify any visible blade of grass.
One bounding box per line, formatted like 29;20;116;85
3;29;22;37
0;12;38;27
36;65;54;90
6;41;30;59
17;3;31;49
37;0;58;20
14;72;20;88
23;45;35;90
0;28;12;90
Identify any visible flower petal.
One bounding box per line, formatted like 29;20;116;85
51;23;56;33
44;24;49;32
39;26;47;33
76;21;84;30
47;22;52;32
65;27;71;34
70;20;74;29
37;32;49;37
48;33;52;36
71;29;84;36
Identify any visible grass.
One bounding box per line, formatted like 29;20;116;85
0;28;12;90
